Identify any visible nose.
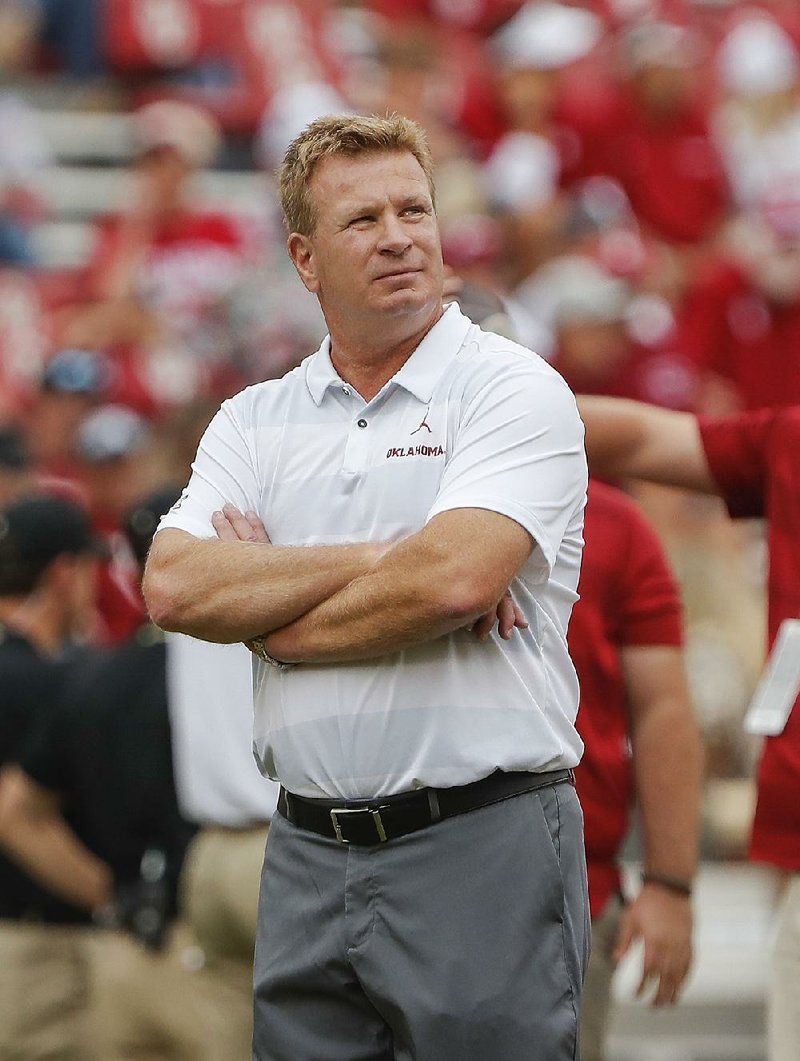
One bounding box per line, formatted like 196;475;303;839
377;213;412;254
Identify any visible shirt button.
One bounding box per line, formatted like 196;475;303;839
357;418;368;429
342;386;351;395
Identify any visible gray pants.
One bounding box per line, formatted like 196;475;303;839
253;781;590;1061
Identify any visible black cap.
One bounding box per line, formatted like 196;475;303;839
124;485;183;565
0;495;103;594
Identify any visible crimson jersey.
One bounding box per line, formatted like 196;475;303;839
699;408;800;870
571;481;683;918
678;259;800;412
561;86;729;245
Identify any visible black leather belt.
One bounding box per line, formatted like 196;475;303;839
278;768;574;846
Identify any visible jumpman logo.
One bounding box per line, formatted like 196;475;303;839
411;408;432;435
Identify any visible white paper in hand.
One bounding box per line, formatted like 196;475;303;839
744;620;800;737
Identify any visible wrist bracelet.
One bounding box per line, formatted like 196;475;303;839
641;871;693;898
248;636;295;671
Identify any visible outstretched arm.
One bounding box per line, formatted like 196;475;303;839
577;397;718;494
263;506;534;663
614;644;704;1006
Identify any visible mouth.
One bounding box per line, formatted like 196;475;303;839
374;268;422;282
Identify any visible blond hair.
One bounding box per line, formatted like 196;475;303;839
279;113;436;236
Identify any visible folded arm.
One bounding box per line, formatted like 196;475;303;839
143;511;387;643
262;507;534;663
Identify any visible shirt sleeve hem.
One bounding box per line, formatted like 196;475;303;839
426;497;556;574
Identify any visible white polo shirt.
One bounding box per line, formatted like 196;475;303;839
159;304;587;799
165;634;280;826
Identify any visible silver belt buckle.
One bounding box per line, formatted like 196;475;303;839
330;807;388;844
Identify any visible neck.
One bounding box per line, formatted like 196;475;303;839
328;303;443;402
0;596;67;658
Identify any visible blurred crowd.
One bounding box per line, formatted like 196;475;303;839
0;0;796;1057
1;0;795;807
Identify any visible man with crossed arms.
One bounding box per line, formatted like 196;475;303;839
144;114;589;1060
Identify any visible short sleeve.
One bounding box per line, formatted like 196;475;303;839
616;503;683;648
698;410;773;519
157;397;261;539
427;362;587;578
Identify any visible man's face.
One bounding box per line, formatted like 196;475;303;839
288;151;444;335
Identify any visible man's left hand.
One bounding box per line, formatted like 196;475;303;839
613;883;693;1006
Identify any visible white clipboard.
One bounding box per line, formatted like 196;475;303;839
743;620;800;737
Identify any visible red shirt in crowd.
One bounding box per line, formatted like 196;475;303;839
87;211;249;333
570;480;683;919
561;87;729;245
678;259;800;411
699;408;800;871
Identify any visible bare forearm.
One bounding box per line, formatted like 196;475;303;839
266;563;475;663
144;530;385;642
578;397;716;493
632;697;704;881
266;510;532;663
2;818;112;911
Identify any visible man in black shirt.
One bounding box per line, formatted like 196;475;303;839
0;494;101;1060
0;488;220;1060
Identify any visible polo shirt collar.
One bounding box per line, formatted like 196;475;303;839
305;336;339;406
304;303;472;407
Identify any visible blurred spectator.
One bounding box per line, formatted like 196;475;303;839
73;403;155;644
516;253;696;408
0;486;221;1060
714;13;800;211
562;14;730;249
573;480;702;1059
677;179;800;412
22;349;110;482
486;1;602;283
167;633;278;1061
59;101;258;406
0;494;100;1060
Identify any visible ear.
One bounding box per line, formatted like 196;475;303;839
287;232;319;295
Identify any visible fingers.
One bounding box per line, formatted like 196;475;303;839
497;593;517;640
637;951;688;1007
212;503;270;543
612;914;636;967
471;592;528;642
471;611;495;641
211;509;239;542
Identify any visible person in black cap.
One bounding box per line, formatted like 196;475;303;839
0;486;223;1060
0;493;101;1060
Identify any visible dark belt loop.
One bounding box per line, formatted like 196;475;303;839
427;788;441;823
